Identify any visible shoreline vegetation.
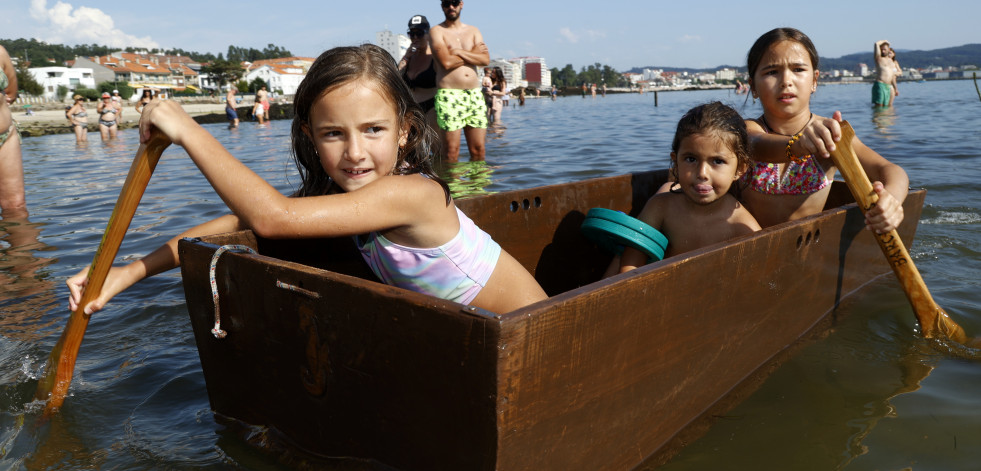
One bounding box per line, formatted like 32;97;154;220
13;76;968;138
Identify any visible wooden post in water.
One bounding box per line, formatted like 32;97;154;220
654;90;658;107
974;72;981;102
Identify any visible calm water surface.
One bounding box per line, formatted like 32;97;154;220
1;81;979;469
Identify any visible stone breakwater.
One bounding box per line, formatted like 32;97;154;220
15;101;295;138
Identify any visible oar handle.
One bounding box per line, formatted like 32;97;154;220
831;121;966;343
35;134;170;413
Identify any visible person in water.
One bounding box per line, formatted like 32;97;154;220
0;45;27;217
398;15;439;133
741;28;908;232
67;44;547;317
617;102;760;273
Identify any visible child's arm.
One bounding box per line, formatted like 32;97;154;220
138;100;448;240
747;114;843;162
67;214;245;314
851;135;909;233
618;246;649;274
618;196;667;274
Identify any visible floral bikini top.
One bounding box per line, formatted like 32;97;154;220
741;117;831;196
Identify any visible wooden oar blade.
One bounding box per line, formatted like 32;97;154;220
830;121;970;345
35;135;170;413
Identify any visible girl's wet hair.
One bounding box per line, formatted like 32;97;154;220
746;27;820;82
290;44;449;201
669;101;751;180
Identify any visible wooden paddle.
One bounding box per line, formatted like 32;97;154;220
35;133;170;414
830;121;972;345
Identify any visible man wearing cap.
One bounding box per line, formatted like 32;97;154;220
430;0;489;162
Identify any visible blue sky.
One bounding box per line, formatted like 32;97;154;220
5;0;979;71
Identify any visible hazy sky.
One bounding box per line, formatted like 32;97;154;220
5;0;979;70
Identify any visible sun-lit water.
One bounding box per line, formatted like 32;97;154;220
1;80;980;469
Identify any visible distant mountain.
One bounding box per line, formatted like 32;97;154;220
822;44;981;70
629;44;981;73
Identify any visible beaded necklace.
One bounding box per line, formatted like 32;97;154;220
759;113;812;137
760;113;813;164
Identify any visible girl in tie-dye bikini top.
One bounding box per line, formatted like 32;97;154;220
740;116;831;196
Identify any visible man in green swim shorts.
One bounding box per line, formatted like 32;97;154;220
873;40;898;107
430;0;490;161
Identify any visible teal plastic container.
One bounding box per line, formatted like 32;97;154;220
580;208;669;262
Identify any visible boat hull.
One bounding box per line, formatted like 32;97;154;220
179;170;926;470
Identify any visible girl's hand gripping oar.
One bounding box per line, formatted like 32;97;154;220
830;121;975;346
35;133;170;414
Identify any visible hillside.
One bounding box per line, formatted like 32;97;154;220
822;43;981;70
629;43;981;73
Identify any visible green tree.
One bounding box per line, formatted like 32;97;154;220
549;62;625;89
202;59;245;89
14;61;43;96
74;87;100;101
0;38;293;67
550;64;578;88
248;77;268;93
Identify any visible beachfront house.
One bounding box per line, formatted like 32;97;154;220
72;52;201;97
27;66;96;100
243;57;314;96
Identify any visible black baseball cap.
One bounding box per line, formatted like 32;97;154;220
408;15;429;33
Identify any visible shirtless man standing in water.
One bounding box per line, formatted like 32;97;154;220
430;0;490;161
873;40;898;107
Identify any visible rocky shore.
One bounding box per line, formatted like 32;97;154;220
14;100;294;138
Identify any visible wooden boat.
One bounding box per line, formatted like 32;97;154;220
178;169;926;470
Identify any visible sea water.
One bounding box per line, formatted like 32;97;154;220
1;80;979;470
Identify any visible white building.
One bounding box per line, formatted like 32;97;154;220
856;63;869;77
490;59;522;88
507;56;551;88
243;58;313;95
376;29;411;63
28;67;96;100
715;68;736;81
642;68;663;81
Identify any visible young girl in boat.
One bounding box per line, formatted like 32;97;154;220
68;44;546;315
742;28;908;231
617;102;761;273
